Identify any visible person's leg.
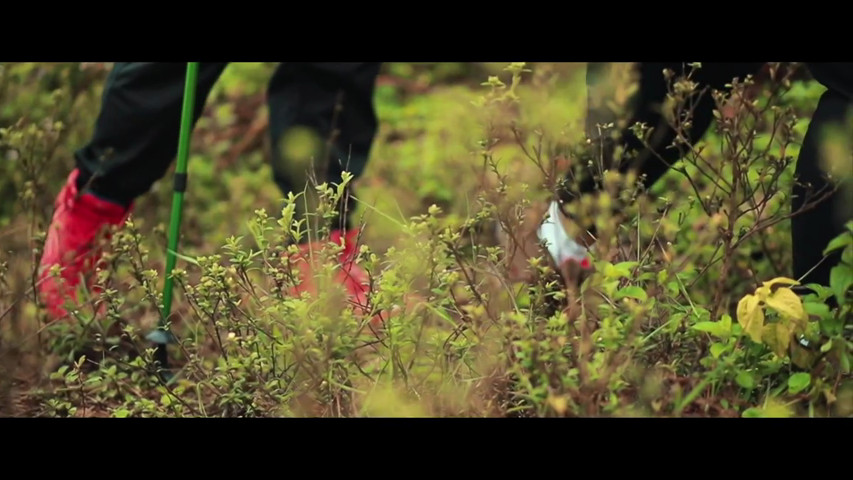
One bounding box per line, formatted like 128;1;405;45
791;63;853;292
75;63;228;204
266;62;381;232
537;63;763;278
39;62;227;318
265;62;383;326
560;62;765;210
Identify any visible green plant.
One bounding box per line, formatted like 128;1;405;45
2;62;849;418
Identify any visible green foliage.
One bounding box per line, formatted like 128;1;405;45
0;62;849;418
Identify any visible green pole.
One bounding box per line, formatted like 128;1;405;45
148;62;199;374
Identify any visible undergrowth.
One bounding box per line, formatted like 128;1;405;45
0;62;850;417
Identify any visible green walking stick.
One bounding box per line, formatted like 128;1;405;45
146;62;199;377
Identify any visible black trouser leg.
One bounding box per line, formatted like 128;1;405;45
562;61;852;290
792;63;853;288
74;62;228;205
266;62;381;230
561;62;763;205
73;62;381;233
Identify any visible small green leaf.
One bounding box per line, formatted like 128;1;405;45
113;409;131;418
710;343;727;358
805;283;833;299
829;265;852;304
804;301;830;318
821;340;833;353
787;372;811;394
736;371;755;389
692;321;719;333
614;261;638;271
823;232;852;256
742;407;763;417
691;321;730;339
721;314;732;331
167;249;200;266
615;286;647;302
819;313;844;337
667;281;679;296
604;263;632;280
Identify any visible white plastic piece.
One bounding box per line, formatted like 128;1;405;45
536;200;588;267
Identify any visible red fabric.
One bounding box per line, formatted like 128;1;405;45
288;227;382;329
38;169;132;318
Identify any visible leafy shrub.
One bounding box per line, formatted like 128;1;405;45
0;62;849;417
